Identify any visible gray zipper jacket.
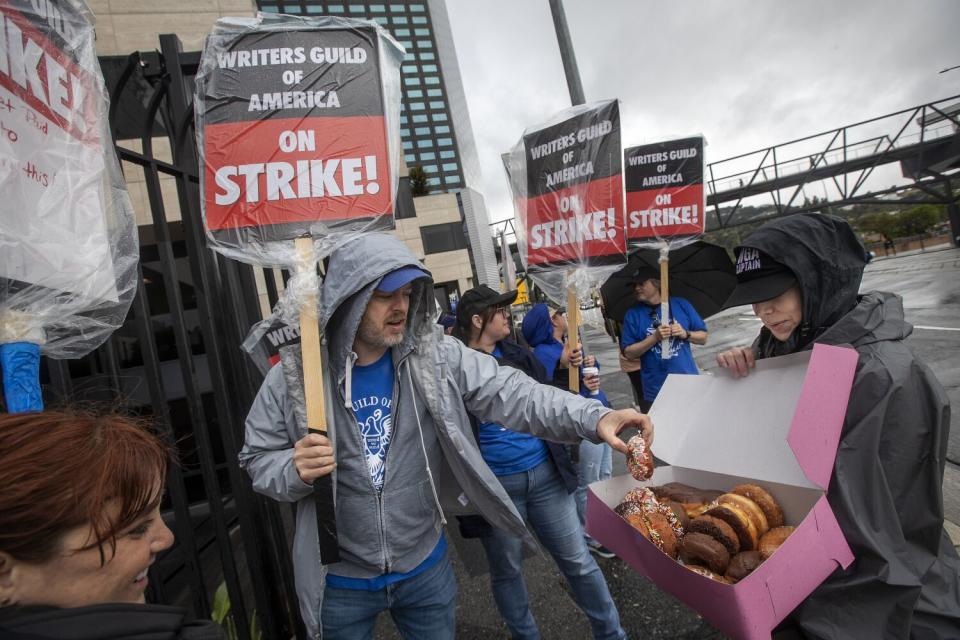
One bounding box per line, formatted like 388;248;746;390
239;233;611;638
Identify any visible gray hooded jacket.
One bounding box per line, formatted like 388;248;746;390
239;233;610;638
740;214;960;639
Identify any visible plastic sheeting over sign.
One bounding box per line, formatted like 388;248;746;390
625;135;706;250
0;0;138;359
196;14;405;268
505;99;627;304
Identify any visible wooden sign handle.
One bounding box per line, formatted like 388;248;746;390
566;281;579;393
295;237;340;564
660;253;671;359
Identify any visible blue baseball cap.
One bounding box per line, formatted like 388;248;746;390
377;266;429;293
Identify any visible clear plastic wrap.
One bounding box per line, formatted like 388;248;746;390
624;134;706;251
195;13;406;268
0;0;138;360
241;309;301;376
504;99;627;305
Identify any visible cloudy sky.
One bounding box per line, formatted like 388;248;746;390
444;0;960;225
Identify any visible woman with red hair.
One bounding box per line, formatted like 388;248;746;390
0;410;222;639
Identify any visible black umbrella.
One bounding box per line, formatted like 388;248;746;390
600;241;737;324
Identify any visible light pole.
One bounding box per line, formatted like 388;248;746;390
548;0;586;106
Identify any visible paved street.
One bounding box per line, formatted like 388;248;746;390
377;246;960;639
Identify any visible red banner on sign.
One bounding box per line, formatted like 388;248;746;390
626;183;704;239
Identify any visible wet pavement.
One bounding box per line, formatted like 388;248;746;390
376;246;960;639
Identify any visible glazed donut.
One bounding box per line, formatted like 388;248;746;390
687;515;740;556
683;502;713;519
704;502;759;551
731;483;785;528
724;550;763;583
679;532;730;574
626;433;654;481
685;564;730;583
623;509;649;536
758;526;795;559
718;493;769;536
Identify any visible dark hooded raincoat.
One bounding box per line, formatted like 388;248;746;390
738;214;960;639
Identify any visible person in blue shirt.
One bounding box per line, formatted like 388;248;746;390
621;268;708;410
521;303;615;559
456;286;625;640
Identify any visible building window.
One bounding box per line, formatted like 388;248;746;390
402;64;418;73
349;5;365;13
432;113;447;122
442;162;458;172
370;4;386;11
306;5;324;12
422;64;438;73
412;114;428;123
404;153;417;163
434;125;450;134
374;16;389;24
398;40;413;49
412;16;427;24
437;137;453;146
427;88;442;97
328;5;345;12
404;52;416;61
409;101;425;110
414;126;430;135
396;29;411;37
404;77;421;86
420;52;435;60
414;28;430;36
440;150;455;159
423;164;438;172
425;77;440;85
417;40;432;49
444;175;461;185
399;128;410;136
429;100;445;109
260;4;279;11
416;139;432;148
391;15;407;23
407;89;423;98
421;222;468;254
410;3;425;11
420;152;435;160
400;115;408;124
402;141;413;150
390;4;405;11
426;177;440;186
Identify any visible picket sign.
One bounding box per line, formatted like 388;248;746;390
566;277;579;393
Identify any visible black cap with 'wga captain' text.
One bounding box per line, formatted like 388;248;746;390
723;247;797;308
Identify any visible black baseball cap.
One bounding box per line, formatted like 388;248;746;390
632;266;660;283
456;285;518;325
723;247;797;308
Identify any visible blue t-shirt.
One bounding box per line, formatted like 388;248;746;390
621;297;706;401
327;535;447;591
350;350;395;492
478;346;548;475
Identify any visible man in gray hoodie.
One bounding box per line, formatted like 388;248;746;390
240;233;651;640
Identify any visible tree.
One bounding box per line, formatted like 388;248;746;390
856;212;898;241
896;205;942;237
408;166;428;196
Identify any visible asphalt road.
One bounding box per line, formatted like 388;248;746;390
375;246;960;640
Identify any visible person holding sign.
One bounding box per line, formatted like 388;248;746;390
240;234;650;640
715;214;960;639
456;292;625;639
620;268;708;410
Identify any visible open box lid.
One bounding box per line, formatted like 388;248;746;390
648;343;859;490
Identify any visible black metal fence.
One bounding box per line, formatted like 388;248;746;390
36;35;301;639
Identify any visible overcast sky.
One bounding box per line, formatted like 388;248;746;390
445;0;960;225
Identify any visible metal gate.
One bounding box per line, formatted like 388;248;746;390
36;34;302;639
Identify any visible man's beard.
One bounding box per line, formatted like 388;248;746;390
357;313;406;349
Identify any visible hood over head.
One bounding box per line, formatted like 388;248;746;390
521;303;557;348
733;213;866;353
320;233;435;379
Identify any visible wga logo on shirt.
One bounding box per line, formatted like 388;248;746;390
353;395;393;489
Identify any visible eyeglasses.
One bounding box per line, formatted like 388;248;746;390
494;305;510;317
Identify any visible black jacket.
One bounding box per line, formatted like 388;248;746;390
458;339;579;538
741;214;960;639
0;603;224;640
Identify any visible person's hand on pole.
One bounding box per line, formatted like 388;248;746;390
668;322;688;340
294;432;336;482
583;355;596;367
583;370;600;393
597;408;653;455
560;341;583;367
716;346;755;378
656;324;672;341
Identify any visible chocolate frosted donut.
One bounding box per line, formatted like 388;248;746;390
731;483;785;528
758;526;795;559
724;550;763;583
687;515;740;556
627;434;654;481
704;502;759;551
649;482;722;505
679;532;730;574
686;564;729;583
718;493;770;536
